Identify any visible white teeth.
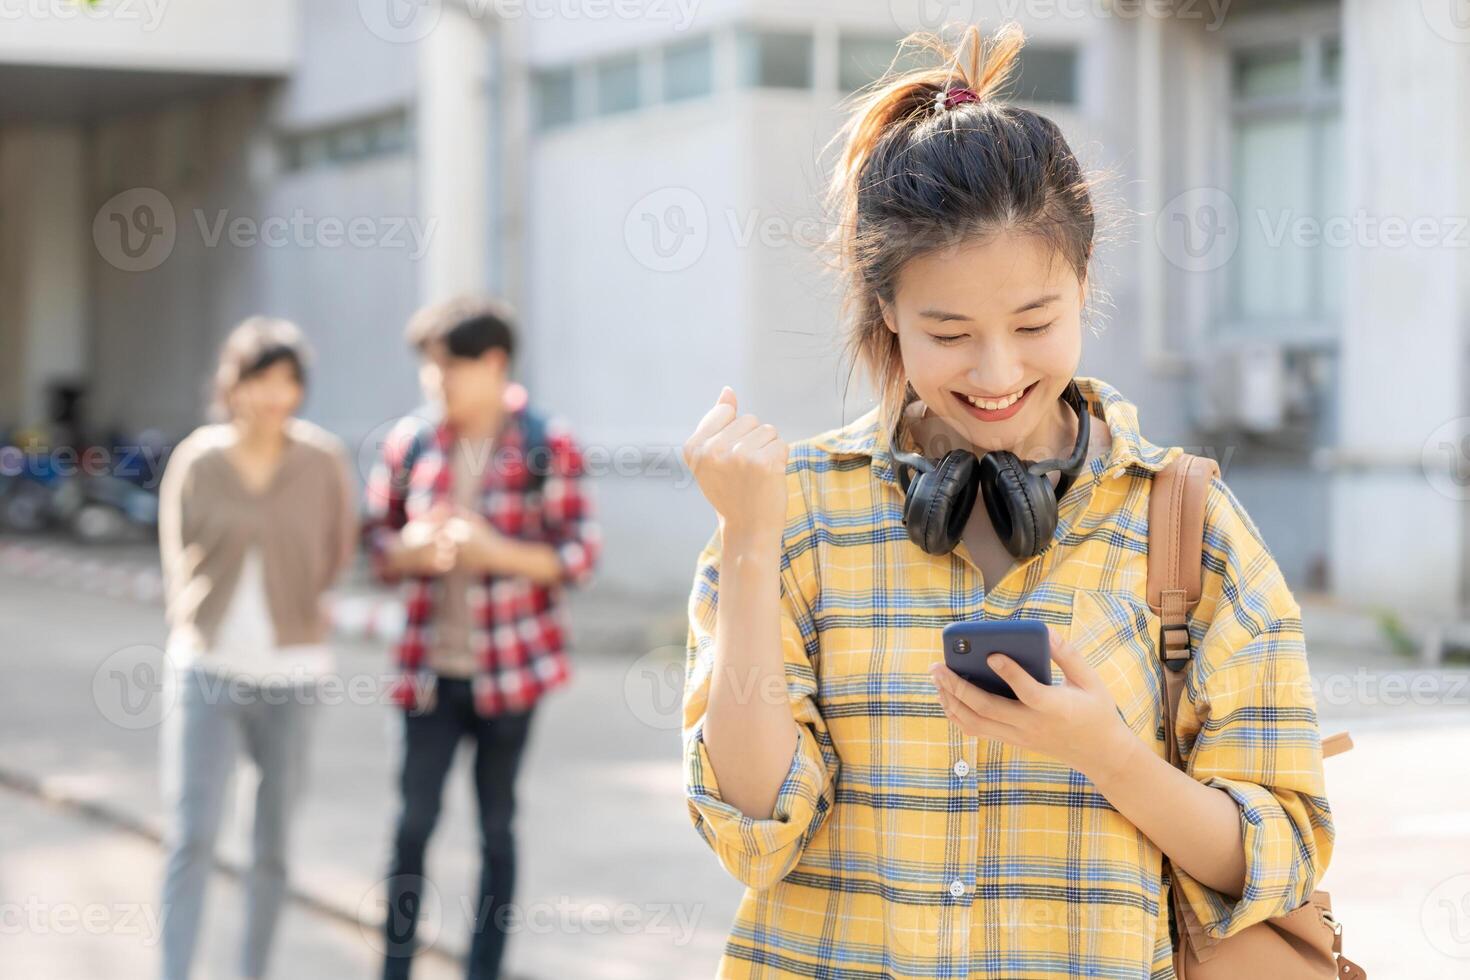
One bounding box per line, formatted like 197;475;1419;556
963;388;1025;411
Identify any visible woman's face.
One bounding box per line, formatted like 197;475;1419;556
230;359;302;432
882;231;1086;457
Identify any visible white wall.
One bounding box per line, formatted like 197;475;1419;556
0;0;296;74
1330;0;1470;614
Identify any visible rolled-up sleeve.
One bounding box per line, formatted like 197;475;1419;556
1170;478;1334;942
681;470;838;892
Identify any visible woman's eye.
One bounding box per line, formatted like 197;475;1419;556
930;334;967;345
1019;322;1055;335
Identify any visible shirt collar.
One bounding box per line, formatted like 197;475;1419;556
815;376;1181;486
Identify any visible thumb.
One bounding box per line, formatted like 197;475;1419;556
1048;626;1101;690
717;386;737;413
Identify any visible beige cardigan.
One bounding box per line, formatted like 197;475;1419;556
158;417;358;651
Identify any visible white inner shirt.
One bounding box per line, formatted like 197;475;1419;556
167;546;334;685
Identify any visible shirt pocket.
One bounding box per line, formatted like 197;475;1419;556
1064;588;1166;748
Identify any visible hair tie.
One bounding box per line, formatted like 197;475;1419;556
936;86;981;112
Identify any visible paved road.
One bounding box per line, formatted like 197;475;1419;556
0;571;738;979
3;564;1469;978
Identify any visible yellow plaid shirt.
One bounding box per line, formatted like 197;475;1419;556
682;376;1333;979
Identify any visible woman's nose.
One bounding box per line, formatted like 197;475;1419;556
964;348;1025;395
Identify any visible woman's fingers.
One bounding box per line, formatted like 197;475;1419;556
682;387;740;464
730;422;780;455
1046;626;1104;692
929;663;1028;726
938;686;1023;744
701;413;764;457
984;654;1055;710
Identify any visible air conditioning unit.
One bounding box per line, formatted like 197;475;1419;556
1191;339;1293;434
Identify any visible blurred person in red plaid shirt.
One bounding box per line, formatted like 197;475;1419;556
364;296;602;980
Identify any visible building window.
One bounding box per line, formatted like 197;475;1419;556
1004;47;1078;106
738;29;813;90
1228;34;1342;335
533;67;577;131
838;35;903;93
280;110;411;172
595;53;641;117
663;36;713;103
840;33;982;94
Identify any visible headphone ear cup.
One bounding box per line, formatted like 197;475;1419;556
978;451;1059;559
902;450;980;555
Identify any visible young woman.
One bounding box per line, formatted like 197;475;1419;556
157;317;357;980
680;25;1333;980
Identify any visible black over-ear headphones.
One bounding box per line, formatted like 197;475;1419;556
890;379;1091;560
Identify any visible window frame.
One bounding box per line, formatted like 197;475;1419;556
1217;21;1344;347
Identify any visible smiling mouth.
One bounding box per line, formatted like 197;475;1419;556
951;381;1038;420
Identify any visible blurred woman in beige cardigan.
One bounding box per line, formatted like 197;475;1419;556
155;317;357;980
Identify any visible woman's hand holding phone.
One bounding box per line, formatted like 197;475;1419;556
928;625;1135;786
682;386;789;545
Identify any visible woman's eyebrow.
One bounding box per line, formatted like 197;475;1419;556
918;292;1061;322
918;308;972;322
1011;292;1061;314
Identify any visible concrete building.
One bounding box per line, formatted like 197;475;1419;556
2;0;1466;632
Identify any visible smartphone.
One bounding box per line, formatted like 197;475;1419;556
941;619;1052;700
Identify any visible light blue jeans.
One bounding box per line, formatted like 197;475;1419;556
158;667;317;980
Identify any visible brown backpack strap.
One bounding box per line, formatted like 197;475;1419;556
1147;453;1220;672
1322;730;1354;758
1148;453;1218;773
1148;453;1357;766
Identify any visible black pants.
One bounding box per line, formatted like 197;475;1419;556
382;678;537;980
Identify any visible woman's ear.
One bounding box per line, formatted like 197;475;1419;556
880;298;898;335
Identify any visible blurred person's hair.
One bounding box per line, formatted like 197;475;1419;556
826;22;1116;444
209;316;311;422
405;295;518;362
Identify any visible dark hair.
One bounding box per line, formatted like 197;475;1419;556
209;316;310;421
828;23;1108;442
405;295;518;362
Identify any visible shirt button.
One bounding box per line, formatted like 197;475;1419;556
952;759;970;777
949;879;967;898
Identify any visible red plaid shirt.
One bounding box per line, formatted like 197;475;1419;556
364;383;601;716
